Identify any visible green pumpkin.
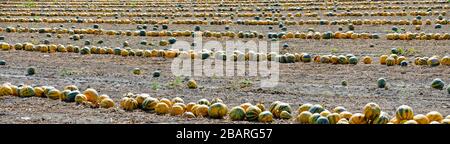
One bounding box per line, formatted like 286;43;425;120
141;97;159;110
113;48;122;55
309;113;322;124
279;111;292;119
19;85;35;97
66;90;80;102
201;52;210;60
269;101;281;115
348;56;358;65
337;55;348;64
372;112;390;124
80;47;91;55
308;104;325;114
258;111;274;123
246;106;262;121
286;54;295;63
208;103;228;119
229;106;246;121
197;98;211;106
431;78;445;90
302;53;312;62
274;102;292;118
377;78;386;88
316;116;330;124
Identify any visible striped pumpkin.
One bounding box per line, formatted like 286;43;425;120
0;84;13;96
193;105;209;117
274;102;292;118
396;105;414;120
308;104;325;114
170;105;185;116
34;87;45;97
280;111;292;119
316;116;330;124
268;101;280;114
66;90;80;102
246;106;262;121
333;106;347;114
309;113;322;124
182;112;196;118
431;78;445;90
372;112;390;124
255;103;265;111
413;114;430;124
229;106;246;121
320;110;331;117
141;97;159;110
258;111;274;123
296;111;313;124
60;90;71;101
426;111;444;122
330;55;339;64
197;98;211;106
160;98;173;107
427;57;440;67
19;85;35;97
327;113;341;124
135;94;149;107
362;56;372;64
349;113;367;124
363;102;381;121
47;89;61;100
337;55;348;64
75;94;87;104
386;57;395;66
208;103;228;119
120;97;138;111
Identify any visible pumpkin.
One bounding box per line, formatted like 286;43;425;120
431;78;445;90
336;118;349;124
268;101;280;114
100;98;115;109
9;85;18;96
362;56;372;64
377;78;386;88
363;102;381;121
83;88;99;103
97;94;110;104
427;57;440;67
34;87;45;97
273;102;292;118
19;85;35;97
348;56;358;65
396;105;414;120
426;111;444;122
246;106;262;121
47;89;61;100
182;112;196;118
0;84;13;96
155;102;170;114
60;90;71;101
75;94;87;104
386;57;395;66
65;90;80;102
337;55;348;64
379;55;388;65
413;114;430;124
171;105;185;116
327;113;341;124
187;79;198;89
196;99;211;106
280;111;292;119
64;85;78;91
440;56;450;65
430;121;441;124
397;56;407;65
135;93;149;107
172;97;185;104
120;97;138;111
141;97;159;110
160;98;173;107
441;119;450;124
296;111;313;124
132;68;141;75
26;67;36;76
194;105;209;117
320;110;331;117
185;102;196;112
210;98;222;104
349;113;367;124
301;53;312;62
256;103;265;111
372;112;390;124
258;111;274;123
309;113;322;124
0;60;6;66
208;103;228;119
316;116;330;124
297;103;313;113
308;104;325;114
447;85;450;94
330;55;339;64
404;120;418;124
229;106;246;121
333;106;347;114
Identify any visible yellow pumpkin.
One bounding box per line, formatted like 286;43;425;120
83;88;99;103
34;87;45;97
75;94;88;104
47;89;61;100
100;98;115;109
426;111;444;122
155;102;170;115
349;113;367;124
170;105;185;116
413;114;430;124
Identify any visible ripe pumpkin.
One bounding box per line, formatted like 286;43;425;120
159;98;172;107
208;103;228;119
413;114;430;124
229;106;246;121
19;85;35;97
97;94;110;103
363;102;381;121
172;97;185;104
327;113;341;124
240;103;253;111
182;112;196;118
83;88;99;103
197;98;211;106
427;57;440;67
47;89;61;100
135;93;149;107
75;94;88;104
362;56;372;64
431;78;445;90
194;105;209;117
336;118;349;124
185;102;196;112
0;84;13;96
280;111;292;119
349;113;367;124
308;104;325;114
258;111;274;123
297;103;313;113
396;105;414;120
386;57;395;66
426;111;444;122
171;105;185;116
155;102;170;115
273;102;292;118
100;98;115;109
296;111;313;124
120;97;138;111
141;97;159;110
34;87;45;97
246;106;262;121
9;85;18;96
320;110;331;117
187;79;198;89
379;55;388;65
60;90;71;101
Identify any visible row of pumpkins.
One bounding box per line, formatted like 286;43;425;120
1;42;449;66
387;32;450;40
1;82;449;124
0;16;448;26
